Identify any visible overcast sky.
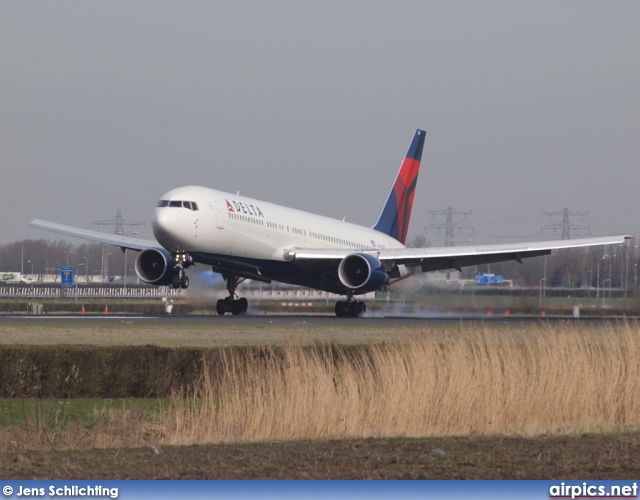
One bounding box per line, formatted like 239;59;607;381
1;1;638;246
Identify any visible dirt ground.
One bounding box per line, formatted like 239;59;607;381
2;433;639;480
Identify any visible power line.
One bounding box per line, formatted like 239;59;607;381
91;209;147;283
425;207;475;246
540;208;591;240
92;209;146;235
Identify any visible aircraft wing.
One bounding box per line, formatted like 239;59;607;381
30;219;161;252
377;235;631;273
290;234;631;274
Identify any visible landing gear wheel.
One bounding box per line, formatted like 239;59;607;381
231;300;244;315
349;301;361;318
219;271;250;317
335;299;366;318
180;275;189;289
216;299;226;316
172;274;181;289
238;297;248;313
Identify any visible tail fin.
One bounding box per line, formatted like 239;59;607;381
373;129;426;245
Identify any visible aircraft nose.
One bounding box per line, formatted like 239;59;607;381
153;208;179;230
152;208;181;248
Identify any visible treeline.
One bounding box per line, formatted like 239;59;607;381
0;239;133;279
470;244;639;290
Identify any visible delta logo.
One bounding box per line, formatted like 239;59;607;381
226;199;265;218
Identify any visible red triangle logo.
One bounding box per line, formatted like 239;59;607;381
225;200;234;212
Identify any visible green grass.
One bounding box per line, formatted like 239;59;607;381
0;397;171;452
0;319;433;347
0;398;167;429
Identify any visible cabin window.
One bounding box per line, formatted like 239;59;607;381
191;202;199;211
169;201;182;208
158;200;169;207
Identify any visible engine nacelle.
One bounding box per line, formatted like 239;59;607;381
338;253;389;292
134;248;179;286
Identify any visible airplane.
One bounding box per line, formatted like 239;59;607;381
31;129;630;317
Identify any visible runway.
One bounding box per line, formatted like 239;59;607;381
0;312;626;326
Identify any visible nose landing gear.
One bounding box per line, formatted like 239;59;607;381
171;252;192;289
171;271;190;289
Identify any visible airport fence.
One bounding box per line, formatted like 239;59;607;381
0;285;184;299
241;289;376;301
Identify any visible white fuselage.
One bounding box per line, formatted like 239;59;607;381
153;186;405;263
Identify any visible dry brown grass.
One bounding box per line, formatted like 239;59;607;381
3;321;640;451
165;321;640;444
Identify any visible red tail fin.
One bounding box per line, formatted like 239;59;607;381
373;130;425;244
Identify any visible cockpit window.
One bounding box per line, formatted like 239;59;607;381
158;200;199;210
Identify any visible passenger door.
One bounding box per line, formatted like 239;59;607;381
214;201;224;229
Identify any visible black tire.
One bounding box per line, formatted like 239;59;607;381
180;275;189;289
349;301;361;318
172;274;181;289
335;301;346;317
216;299;226;316
231;300;244;315
359;302;367;316
238;297;248;313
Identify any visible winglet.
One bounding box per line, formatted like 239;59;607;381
373;129;426;245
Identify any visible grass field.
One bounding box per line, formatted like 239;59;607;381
1;317;640;478
166;321;640;443
0;317;442;346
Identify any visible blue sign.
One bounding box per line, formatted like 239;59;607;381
61;266;73;286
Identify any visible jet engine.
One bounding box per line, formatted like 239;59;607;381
338;253;389;292
134;248;180;286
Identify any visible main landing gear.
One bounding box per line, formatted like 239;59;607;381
216;271;249;316
335;295;367;318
